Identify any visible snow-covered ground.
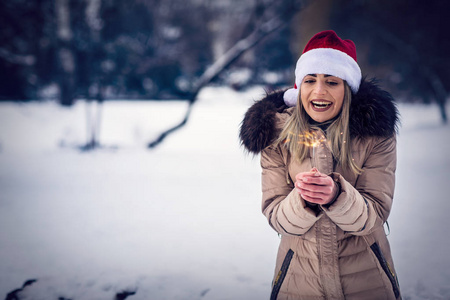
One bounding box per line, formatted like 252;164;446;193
0;87;449;300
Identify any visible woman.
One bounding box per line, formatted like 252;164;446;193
240;30;401;299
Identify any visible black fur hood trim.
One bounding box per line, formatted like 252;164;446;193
239;77;400;154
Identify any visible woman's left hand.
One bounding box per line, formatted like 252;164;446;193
295;168;339;205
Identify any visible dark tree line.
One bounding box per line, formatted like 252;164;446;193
1;0;448;126
0;0;294;105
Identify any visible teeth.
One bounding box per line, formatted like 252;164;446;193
312;101;331;107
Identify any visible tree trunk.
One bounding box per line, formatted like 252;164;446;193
81;0;105;151
428;75;448;124
55;0;76;106
82;98;103;151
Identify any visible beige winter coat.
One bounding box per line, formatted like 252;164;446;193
239;79;401;299
261;110;400;300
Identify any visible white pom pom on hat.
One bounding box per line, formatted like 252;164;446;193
283;30;362;107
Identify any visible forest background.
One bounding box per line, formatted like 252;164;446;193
1;0;448;125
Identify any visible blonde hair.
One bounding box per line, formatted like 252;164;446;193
275;82;362;175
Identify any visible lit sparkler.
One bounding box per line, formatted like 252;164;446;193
288;130;326;170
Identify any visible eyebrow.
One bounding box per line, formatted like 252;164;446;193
306;74;333;77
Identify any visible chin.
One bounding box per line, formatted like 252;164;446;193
311;115;329;123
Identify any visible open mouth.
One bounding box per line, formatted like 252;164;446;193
311;100;332;109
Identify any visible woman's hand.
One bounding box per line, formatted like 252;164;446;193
295;168;339;205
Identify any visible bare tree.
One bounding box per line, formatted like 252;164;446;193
148;0;309;148
80;0;105;151
55;0;76;106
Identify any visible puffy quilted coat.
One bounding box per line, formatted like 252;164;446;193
240;78;401;300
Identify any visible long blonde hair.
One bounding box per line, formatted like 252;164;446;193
275;82;362;175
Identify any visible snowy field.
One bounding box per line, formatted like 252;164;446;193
0;86;449;300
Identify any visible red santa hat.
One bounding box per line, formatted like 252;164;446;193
283;30;362;107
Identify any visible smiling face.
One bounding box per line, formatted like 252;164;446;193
300;74;345;123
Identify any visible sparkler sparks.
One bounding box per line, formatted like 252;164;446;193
285;130;355;171
287;130;327;169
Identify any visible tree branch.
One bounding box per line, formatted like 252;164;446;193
148;2;304;148
0;47;35;66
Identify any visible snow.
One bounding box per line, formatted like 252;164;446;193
0;86;449;300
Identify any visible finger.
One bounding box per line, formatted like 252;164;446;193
301;190;332;201
296;172;314;182
310;169;325;177
296;181;317;192
301;176;326;185
295;174;305;182
297;183;332;196
301;192;326;204
301;176;331;186
300;188;333;205
312;171;328;178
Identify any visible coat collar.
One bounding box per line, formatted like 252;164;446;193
239;77;399;154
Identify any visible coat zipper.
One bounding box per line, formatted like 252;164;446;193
271;249;294;300
370;242;400;299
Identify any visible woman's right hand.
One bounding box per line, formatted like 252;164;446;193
295;168;339;205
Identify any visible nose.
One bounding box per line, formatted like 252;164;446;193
314;81;326;95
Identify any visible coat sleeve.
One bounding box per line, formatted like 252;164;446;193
261;145;322;235
321;135;397;235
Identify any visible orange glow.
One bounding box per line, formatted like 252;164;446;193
292;130;326;148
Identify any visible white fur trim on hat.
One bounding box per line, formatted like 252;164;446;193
296;48;361;92
283;87;298;107
283;48;362;106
